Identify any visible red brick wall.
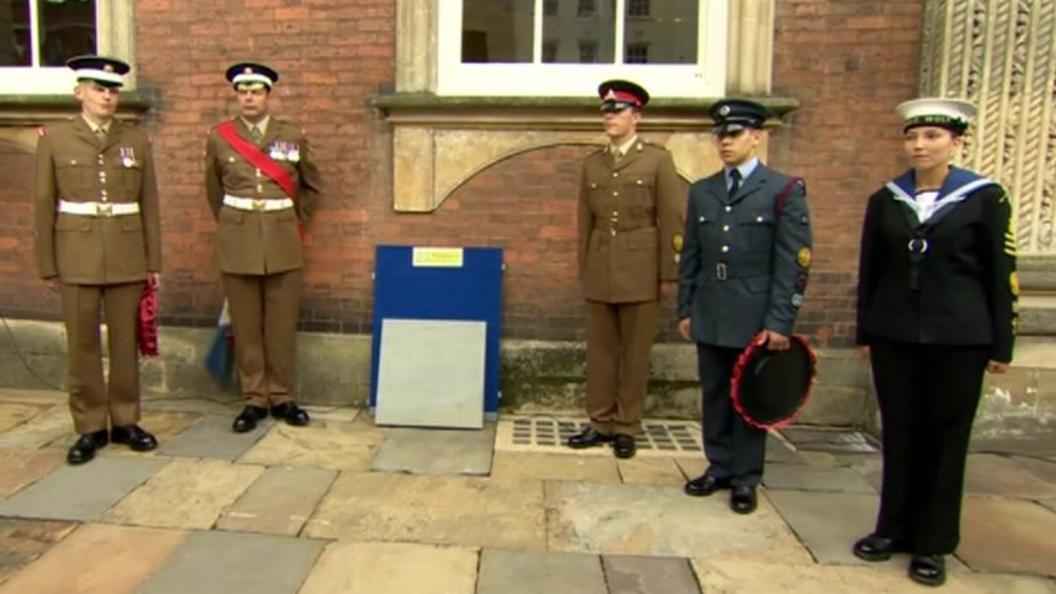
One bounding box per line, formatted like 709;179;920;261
0;0;924;347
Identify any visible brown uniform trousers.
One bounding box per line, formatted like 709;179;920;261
205;117;321;407
577;139;684;435
34;117;162;434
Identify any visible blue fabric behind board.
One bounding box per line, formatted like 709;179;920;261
370;245;504;414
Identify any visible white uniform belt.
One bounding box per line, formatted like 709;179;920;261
58;200;140;217
223;195;294;212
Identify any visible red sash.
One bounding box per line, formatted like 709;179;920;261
216;121;298;198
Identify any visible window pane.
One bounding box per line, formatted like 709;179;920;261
624;0;697;64
462;0;534;63
38;0;96;66
1;0;32;65
542;0;614;64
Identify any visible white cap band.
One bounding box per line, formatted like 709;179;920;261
74;68;125;86
232;73;273;87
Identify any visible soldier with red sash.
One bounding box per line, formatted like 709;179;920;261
204;62;322;432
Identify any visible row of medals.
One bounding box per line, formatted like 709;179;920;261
268;141;300;162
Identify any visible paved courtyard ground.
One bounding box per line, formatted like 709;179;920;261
0;387;1052;593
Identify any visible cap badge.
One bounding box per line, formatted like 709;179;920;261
103;64;114;73
603;89;617;101
244;67;253;74
718;105;730;116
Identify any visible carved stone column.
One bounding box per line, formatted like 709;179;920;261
726;0;775;95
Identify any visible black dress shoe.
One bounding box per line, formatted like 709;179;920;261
730;485;758;514
271;402;310;426
853;534;902;562
908;554;946;587
67;430;108;465
613;434;636;459
684;474;729;497
232;405;269;433
567;427;613;449
110;425;158;452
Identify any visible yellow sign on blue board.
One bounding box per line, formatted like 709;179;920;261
412;247;465;268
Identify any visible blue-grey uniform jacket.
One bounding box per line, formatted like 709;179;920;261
677;163;813;349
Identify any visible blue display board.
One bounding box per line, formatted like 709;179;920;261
370;245;504;416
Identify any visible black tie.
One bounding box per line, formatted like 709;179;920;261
728;168;742;198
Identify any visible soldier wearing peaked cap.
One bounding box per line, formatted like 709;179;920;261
852;98;1017;588
677;99;813;514
205;62;322;433
34;55;162;465
567;79;685;460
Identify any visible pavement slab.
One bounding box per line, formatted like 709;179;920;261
616;457;687;488
779;428;877;454
0;518;76;585
304;472;546;550
0;448;65;501
958;495;1056;577
0;402;50;435
42;410;205;458
476;549;607;594
490;451;620;484
602;555;701;594
961;573;1056;594
0;524;188;594
216;466;336;536
1040;499;1056;513
103;458;264;530
298;541;478;594
299;405;361;424
970;437;1056;461
764;490;879;565
239;419;383;471
0;389;66;407
546;481;812;563
157;414;271;460
134;530;325;594
0;456;167;521
0;405;71;449
762;464;876;493
965;454;1056;500
1013;456;1056;483
371;426;495;476
766;434;809;465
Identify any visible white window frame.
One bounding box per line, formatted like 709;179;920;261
1;0;134;95
437;0;727;98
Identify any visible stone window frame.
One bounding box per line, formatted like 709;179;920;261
1;0;137;95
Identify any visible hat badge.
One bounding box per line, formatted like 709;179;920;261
718;105;730;116
603;89;617;101
244;67;253;74
103;64;114;73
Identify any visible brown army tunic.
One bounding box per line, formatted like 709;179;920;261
34;116;162;434
577;138;684;434
204;117;321;407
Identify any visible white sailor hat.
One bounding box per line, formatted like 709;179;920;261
225;62;279;89
66;55;130;88
896;97;975;134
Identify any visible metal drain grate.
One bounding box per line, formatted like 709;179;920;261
496;416;703;457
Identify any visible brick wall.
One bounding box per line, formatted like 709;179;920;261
0;0;924;348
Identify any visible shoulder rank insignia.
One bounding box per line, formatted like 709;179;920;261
671;234;683;253
796;246;812;269
1010;271;1020;297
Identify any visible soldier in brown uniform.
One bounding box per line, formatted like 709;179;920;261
34;56;162;465
204;62;321;432
567;80;684;459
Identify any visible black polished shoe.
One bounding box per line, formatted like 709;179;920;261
853;534;901;562
271;402;310;426
613;434;636;459
684;474;729;497
567;427;613;449
232;405;269;433
730;485;758;514
908;554;946;587
110;425;158;452
67;429;108;465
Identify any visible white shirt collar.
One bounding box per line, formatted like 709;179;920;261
725;157;760;184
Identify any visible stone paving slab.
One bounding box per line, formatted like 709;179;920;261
134;530;325;594
0;405;71;449
971;437;1056;461
42;410;205;458
298;541;478;594
762;463;876;493
476;549;607;594
0;389;66;406
963;573;1056;594
0;448;64;500
692;559;991;593
300;405;361;424
965;454;1056;500
103;458;264;530
371;426;495;476
216;466;336;536
546;482;812;563
1040;499;1056;514
0;524;188;594
779;428;877;454
0;457;167;521
490;451;620;484
157;414;271;460
239;419;382;471
0;402;50;434
1013;456;1056;483
602;555;701;594
958;495;1056;577
616;457;687;488
766;434;809;465
763;490;879;565
304;472;546;550
0;518;76;584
